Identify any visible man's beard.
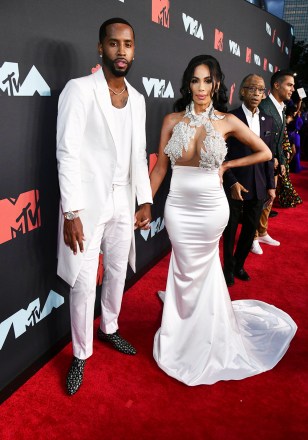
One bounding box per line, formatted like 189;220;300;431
102;53;133;77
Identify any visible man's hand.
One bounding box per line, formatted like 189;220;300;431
135;204;152;230
218;162;229;186
264;188;276;207
63;217;85;255
231;182;249;201
274;158;279;169
280;164;286;176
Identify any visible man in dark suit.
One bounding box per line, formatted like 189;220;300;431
223;74;275;287
251;69;295;254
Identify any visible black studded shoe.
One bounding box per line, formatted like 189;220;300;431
66;357;86;395
97;328;137;355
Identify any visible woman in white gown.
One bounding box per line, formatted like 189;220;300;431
148;55;297;386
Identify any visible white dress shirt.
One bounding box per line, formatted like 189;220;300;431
269;93;285;121
242;103;260;136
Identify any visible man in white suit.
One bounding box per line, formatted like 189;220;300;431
57;18;152;395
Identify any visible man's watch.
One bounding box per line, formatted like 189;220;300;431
64;211;79;220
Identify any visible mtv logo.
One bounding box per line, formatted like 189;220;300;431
274;66;279;72
229;83;236;105
0;62;50;96
140;217;165;241
96;252;104;286
254;54;261;66
266;22;272;36
263;58;268;71
246;47;252;64
0;189;41;245
182;13;204;40
285;46;289;56
281;41;284;53
149;153;158;174
214;29;223;51
0;290;64;350
152;0;170;28
272;29;276;43
142;77;174;98
277;37;281;48
229;40;240;57
268;63;274;73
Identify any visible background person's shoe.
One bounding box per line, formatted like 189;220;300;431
250;240;263;255
269;210;278;218
66;357;86;396
234;268;251;281
223;270;234;287
258;234;280;246
97;328;137;355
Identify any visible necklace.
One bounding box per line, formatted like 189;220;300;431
185;101;214;126
108;85;126;95
185;101;225;128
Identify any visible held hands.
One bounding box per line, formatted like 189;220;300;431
135;204;152;230
64;217;85;255
231;182;249;201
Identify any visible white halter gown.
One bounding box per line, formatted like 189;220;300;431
153;103;297;385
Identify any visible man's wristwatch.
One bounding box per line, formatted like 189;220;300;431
64;211;79;220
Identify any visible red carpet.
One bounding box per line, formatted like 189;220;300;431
1;166;307;440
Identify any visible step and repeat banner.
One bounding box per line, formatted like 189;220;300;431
0;0;292;393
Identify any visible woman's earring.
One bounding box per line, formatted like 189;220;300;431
99;53;102;58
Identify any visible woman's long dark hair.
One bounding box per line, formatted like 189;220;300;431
173;55;228;113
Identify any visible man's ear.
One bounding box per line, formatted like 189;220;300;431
97;42;103;57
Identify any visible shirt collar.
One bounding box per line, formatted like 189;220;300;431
242;103;260;118
269;93;285;113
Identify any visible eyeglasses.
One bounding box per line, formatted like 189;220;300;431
242;86;266;94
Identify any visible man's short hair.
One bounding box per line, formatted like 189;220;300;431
99;18;135;43
270;69;294;89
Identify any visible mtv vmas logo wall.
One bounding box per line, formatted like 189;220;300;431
152;0;170;28
0;62;50;96
0;291;64;350
0;189;41;245
142;77;174;98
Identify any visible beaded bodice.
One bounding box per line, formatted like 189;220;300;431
164;101;227;169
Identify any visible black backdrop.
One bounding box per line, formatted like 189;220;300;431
0;0;292;394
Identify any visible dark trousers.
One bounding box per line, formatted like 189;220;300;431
223;198;264;273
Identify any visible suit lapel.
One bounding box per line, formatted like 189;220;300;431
259;112;266;138
125;78;140;156
92;69;117;145
236;107;248;126
264;97;282;131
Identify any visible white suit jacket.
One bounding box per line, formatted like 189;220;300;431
56;68;152;287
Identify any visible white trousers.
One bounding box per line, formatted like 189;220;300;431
70;184;132;359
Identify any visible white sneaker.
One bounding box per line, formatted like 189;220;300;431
250;240;263;255
258;234;280;246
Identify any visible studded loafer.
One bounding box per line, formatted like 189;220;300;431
97;328;137;355
66;357;86;396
